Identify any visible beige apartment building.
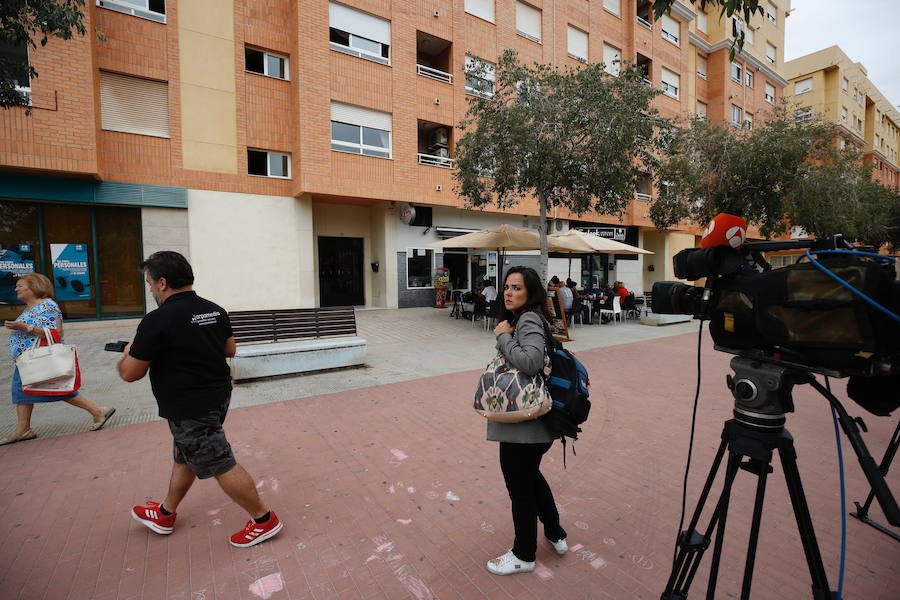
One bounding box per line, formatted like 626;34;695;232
0;0;791;320
783;46;900;191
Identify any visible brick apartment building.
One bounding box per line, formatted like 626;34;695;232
0;0;790;320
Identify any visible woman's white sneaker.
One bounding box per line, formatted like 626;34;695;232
550;537;568;555
486;549;535;575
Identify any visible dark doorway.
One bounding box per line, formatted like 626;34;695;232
442;252;468;290
318;236;364;306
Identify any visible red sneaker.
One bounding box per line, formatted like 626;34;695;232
229;512;283;547
131;500;176;535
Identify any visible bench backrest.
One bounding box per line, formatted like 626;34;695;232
229;307;357;344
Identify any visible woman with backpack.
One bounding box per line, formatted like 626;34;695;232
486;266;568;575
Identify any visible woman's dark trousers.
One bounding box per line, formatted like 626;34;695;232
499;441;567;562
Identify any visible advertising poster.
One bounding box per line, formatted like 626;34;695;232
0;243;35;304
51;243;92;301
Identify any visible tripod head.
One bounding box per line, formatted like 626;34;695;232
726;357;808;432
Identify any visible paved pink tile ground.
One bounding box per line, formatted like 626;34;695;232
0;332;897;599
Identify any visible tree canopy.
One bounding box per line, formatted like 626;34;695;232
454;49;669;280
651;106;900;249
0;0;89;111
652;0;764;59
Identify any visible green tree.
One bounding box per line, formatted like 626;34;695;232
1;0;90;111
454;49;669;281
651;106;899;248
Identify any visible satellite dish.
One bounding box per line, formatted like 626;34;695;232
398;202;416;225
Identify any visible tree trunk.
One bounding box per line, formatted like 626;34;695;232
539;194;549;283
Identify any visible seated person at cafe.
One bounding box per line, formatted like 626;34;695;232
569;281;591;323
481;278;498;303
613;281;630;304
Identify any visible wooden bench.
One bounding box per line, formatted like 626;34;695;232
227;307;367;381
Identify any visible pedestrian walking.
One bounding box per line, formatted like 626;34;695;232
118;251;282;547
486;266;567;575
2;273;115;445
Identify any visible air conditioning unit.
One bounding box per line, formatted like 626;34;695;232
429;127;449;147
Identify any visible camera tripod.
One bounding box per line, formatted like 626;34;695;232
662;356;899;600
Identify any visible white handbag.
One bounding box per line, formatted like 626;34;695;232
15;327;77;386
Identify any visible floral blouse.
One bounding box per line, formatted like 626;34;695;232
7;298;63;361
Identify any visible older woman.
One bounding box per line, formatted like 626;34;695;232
2;273;115;445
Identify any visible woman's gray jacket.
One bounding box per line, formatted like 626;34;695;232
486;311;554;444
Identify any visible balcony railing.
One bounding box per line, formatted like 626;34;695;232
635;192;651;202
641;77;652;87
636;16;652;29
416;64;453;84
418;153;455;168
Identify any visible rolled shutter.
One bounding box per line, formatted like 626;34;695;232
661;15;679;41
329;2;390;45
464;0;494;23
568;26;588;60
603;44;620;75
331;101;392;131
516;3;542;41
465;55;496;82
100;72;169;138
795;78;812;94
697;55;707;76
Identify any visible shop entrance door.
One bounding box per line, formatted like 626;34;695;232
442;252;468;291
470;252;487;289
318;236;365;307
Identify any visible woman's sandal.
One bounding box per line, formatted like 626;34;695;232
90;408;116;431
0;429;37;446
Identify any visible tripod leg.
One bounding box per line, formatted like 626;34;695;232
777;441;833;599
740;458;771;600
705;451;743;600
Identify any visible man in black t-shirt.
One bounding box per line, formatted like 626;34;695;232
118;251;283;548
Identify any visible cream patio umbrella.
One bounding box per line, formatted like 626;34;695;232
547;228;653;255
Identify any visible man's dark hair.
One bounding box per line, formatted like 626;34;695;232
498;266;554;323
140;251;194;288
549;275;560;285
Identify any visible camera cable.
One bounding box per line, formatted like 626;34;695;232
826;376;847;600
673;317;706;566
804;250;899;322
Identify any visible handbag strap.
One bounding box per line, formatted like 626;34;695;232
35;327;56;349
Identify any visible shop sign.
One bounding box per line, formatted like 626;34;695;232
578;226;626;241
0;243;35;304
51;243;92;301
397;202;416;225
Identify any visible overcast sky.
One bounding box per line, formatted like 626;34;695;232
784;0;900;109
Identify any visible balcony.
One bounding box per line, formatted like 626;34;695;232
635;193;651;202
416;31;452;84
637;53;652;86
636;0;653;29
418;120;453;169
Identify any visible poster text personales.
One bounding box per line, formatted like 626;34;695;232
51;243;92;301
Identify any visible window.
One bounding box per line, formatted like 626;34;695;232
465;55;496;98
856;90;864;107
794;77;812;95
97;0;166;23
603;0;621;17
766;2;777;24
842;77;849;91
696;55;707;79
840;106;847;122
0;38;30;100
745;112;753;130
696;11;708;33
745;71;753;87
406;248;434;289
516;2;542;43
696;101;707;119
732;17;744;38
330;102;392;158
731;62;742;83
794;107;812;122
766;42;776;64
839;137;846;150
602;44;621;76
244;47;288;80
765;83;775;103
567;26;588;62
732;105;742;126
100;72;169;138
745;27;754;45
661;15;679;45
464;0;494;23
329;2;390;65
661;67;679;99
247;149;290;178
854;116;863;132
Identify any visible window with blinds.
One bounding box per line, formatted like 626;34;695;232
794;78;812;94
516;2;542;43
100;72;169;138
464;0;494;23
330;102;392;158
696;11;707;33
465;55;496;98
696;55;707;79
765;83;775;103
603;0;621;17
696;101;707;119
766;42;776;64
603;44;620;76
329;2;391;65
661;15;679;45
567;26;588;62
661;68;679;99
